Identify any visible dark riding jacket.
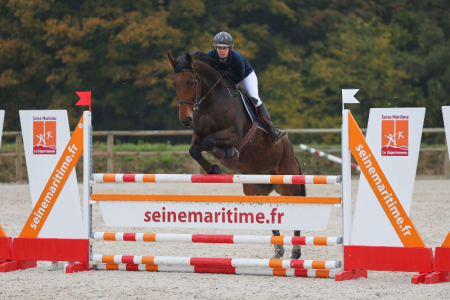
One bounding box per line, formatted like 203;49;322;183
207;49;254;84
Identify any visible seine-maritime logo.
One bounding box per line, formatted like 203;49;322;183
381;115;409;157
33;116;57;155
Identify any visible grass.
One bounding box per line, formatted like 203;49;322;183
0;141;448;182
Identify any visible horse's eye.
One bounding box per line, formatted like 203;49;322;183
190;82;195;87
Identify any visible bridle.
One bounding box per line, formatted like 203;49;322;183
175;67;237;110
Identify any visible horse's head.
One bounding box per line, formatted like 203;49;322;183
168;52;199;127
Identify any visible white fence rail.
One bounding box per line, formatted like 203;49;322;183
1;128;448;181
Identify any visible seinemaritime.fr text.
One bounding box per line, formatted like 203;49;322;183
30;144;78;230
355;144;412;236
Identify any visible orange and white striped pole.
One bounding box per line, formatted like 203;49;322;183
91;174;341;185
95;263;338;278
91;254;342;269
91;232;343;246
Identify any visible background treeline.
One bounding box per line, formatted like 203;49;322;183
1;0;450;135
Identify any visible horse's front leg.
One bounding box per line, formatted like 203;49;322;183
189;133;222;174
203;128;240;160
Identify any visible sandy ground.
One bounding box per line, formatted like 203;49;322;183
0;179;450;299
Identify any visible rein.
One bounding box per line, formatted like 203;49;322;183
175;67;237;110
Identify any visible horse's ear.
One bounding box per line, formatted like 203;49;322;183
167;53;177;69
186;53;193;68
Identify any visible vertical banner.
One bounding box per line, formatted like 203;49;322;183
444;107;450;246
0;110;4;148
444;106;450;163
19;111;84;238
351;108;425;247
0;110;5;237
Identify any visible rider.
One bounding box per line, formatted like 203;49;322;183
207;31;286;145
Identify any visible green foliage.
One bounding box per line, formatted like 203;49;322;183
161;155;172;165
1;0;449;133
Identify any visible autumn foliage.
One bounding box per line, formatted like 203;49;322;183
1;1;449;131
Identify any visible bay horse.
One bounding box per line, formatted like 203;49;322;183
167;50;306;259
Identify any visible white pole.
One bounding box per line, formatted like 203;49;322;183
0;110;4;149
299;144;361;171
341;109;352;269
83;111;92;258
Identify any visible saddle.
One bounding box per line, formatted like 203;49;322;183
237;85;276;136
237;85;262;123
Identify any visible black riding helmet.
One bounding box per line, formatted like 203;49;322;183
213;31;234;49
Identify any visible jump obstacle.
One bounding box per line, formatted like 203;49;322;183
1;94;450;284
87;167;345;278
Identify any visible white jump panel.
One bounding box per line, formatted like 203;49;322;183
97;200;335;231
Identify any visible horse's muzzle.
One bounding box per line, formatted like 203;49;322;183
180;116;193;127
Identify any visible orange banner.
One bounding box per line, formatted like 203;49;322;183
0;224;6;237
348;112;425;248
19;116;84;238
442;232;450;247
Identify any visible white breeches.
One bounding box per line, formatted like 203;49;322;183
240;71;262;107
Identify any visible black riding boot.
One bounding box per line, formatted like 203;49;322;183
256;102;286;145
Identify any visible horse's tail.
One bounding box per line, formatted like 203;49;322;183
295;157;306;196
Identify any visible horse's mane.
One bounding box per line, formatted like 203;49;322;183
174;50;216;73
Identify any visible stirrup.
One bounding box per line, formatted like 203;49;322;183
270;127;286;145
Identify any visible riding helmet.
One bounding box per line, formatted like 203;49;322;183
213;32;234;49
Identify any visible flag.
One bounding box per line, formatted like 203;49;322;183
342;89;359;104
76;91;91;112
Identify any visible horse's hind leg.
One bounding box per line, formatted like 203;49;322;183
275;142;306;260
271;230;300;260
291;230;301;259
291;159;303;259
277;185;304;259
243;184;284;259
271;230;285;259
272;229;301;260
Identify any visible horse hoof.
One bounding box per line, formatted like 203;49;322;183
290;247;301;260
208;164;223;174
271;245;285;259
225;147;239;160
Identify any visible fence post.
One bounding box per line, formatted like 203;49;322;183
193;160;200;174
15;133;22;183
444;139;449;179
107;134;114;173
